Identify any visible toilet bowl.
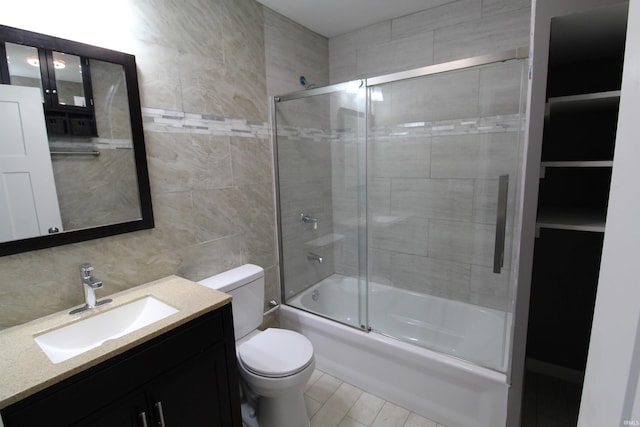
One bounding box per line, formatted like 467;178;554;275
237;328;315;427
198;264;315;427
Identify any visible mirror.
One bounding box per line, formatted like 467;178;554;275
0;24;153;256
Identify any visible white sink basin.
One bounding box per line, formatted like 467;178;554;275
35;296;179;364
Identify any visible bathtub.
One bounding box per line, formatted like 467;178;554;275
281;274;510;427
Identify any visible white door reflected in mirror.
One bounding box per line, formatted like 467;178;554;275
0;85;63;241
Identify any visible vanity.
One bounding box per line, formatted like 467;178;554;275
0;276;242;426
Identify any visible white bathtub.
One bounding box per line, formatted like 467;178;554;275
281;274;510;427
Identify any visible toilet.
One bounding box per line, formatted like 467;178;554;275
198;264;315;427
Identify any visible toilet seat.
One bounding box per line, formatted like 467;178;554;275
238;328;314;378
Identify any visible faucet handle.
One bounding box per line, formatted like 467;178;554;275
80;263;94;275
300;213;319;230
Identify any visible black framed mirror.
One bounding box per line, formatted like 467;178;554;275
0;24;153;256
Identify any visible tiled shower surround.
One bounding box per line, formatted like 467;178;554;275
275;0;532;313
277;62;527;312
367;61;527;312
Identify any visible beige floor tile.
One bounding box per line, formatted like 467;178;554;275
339;416;369;427
306;372;343;404
305;368;324;392
305;394;323;418
348;392;385;425
303;371;449;427
311;382;363;427
403;413;438;427
371;401;410;427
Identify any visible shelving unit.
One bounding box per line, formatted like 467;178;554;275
536;209;606;233
527;2;628;381
536;87;620;233
539;160;613;178
546;90;620;115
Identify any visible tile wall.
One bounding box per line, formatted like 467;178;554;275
0;0;280;328
329;0;531;82
276;63;526;312
263;9;329;96
270;0;531;312
328;0;532;311
364;61;527;311
264;9;334;299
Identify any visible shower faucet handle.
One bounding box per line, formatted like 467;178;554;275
307;252;323;264
300;213;318;230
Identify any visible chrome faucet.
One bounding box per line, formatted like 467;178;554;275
307;252;323;264
70;263;112;315
300;213;318;230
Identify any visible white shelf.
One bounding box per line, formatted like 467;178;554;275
541;160;613;168
536;209;606;233
540;160;613;177
547;90;621;114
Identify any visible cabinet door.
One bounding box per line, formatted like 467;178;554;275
146;343;236;426
48;51;89;108
72;392;147;427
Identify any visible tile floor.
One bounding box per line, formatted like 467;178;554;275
303;369;446;427
520;371;582;427
246;368;582;427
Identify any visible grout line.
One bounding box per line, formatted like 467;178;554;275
306;369;447;427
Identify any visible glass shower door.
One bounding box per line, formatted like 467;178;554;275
274;81;368;330
366;58;528;371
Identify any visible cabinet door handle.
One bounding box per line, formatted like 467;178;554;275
155;401;166;427
138;411;149;427
493;174;509;274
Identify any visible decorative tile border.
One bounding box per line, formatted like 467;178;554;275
49;138;133;150
141;107;271;139
140;107;524;143
275;113;525;143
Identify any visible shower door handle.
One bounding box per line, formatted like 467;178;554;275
493;175;509;274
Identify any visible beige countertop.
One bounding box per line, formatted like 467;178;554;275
0;275;231;410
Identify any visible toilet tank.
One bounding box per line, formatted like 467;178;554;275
197;264;264;340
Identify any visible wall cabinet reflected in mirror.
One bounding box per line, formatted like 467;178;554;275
5;42;97;136
0;24;153;256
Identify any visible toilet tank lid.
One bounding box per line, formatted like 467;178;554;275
197;264;264;292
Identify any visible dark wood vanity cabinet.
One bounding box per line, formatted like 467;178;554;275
75;344;232;426
1;304;242;427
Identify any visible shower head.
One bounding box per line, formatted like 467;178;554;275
299;75;317;90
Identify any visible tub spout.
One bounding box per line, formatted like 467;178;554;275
307;252;323;264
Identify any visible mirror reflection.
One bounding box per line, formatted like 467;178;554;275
51;58;140;232
0;24;153;254
52;51;85;106
6;43;43;98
